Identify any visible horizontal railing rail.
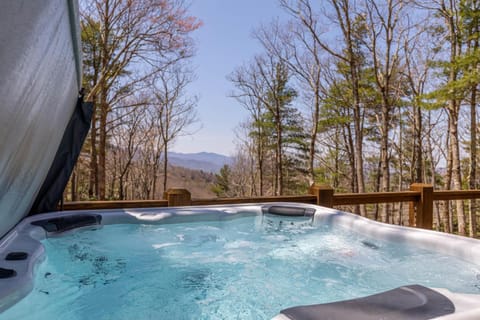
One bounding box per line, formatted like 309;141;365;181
191;195;317;206
332;191;420;206
432;190;480;201
60;184;480;231
62;200;168;211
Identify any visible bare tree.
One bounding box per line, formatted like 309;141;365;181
80;0;201;199
254;19;324;184
418;0;467;235
280;0;371;214
229;54;299;195
363;0;410;222
402;18;436;184
111;105;147;199
140;110;164;199
153;66;198;193
229;68;271;196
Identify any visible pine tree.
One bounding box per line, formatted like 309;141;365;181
212;165;231;197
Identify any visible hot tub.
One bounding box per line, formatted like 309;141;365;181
1;203;480;319
3;1;477;319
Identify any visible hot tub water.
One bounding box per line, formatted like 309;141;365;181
1;214;479;319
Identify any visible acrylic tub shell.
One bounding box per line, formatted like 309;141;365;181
1;203;480;319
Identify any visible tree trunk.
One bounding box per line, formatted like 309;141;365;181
380;100;391;222
444;124;453;233
374;158;381;221
449;100;466;235
333;127;340;189
276;116;283;195
119;176;124;200
97;0;110;201
351;68;366;216
413;105;423;183
163;143;168;193
258;150;264;196
308;89;320;183
397;106;404;225
250;151;257;196
342;0;365;215
445;3;465;235
342;118;358;212
109;150;117;199
426;111;444;231
98;97;107;200
152;163;158;200
469;84;477;237
89;102;98;198
257;126;264;196
468;20;479;236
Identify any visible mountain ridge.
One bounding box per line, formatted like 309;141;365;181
168;151;233;173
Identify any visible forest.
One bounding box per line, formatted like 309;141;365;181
70;0;479;236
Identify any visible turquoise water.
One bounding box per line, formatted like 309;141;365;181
2;214;480;319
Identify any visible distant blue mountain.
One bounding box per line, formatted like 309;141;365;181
168;152;233;173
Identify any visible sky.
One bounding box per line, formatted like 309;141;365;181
171;0;288;156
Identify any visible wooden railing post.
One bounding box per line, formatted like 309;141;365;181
409;184;433;229
310;184;334;208
166;188;191;207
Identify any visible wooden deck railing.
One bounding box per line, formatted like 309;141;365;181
61;184;480;231
62;200;169;210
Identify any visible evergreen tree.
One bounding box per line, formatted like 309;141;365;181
212;165;231;197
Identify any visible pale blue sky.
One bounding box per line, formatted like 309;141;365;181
171;0;288;156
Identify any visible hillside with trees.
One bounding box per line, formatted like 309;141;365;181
69;0;479;237
224;0;479;236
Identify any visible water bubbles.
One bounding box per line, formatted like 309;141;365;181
474;274;480;291
5;216;480;320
